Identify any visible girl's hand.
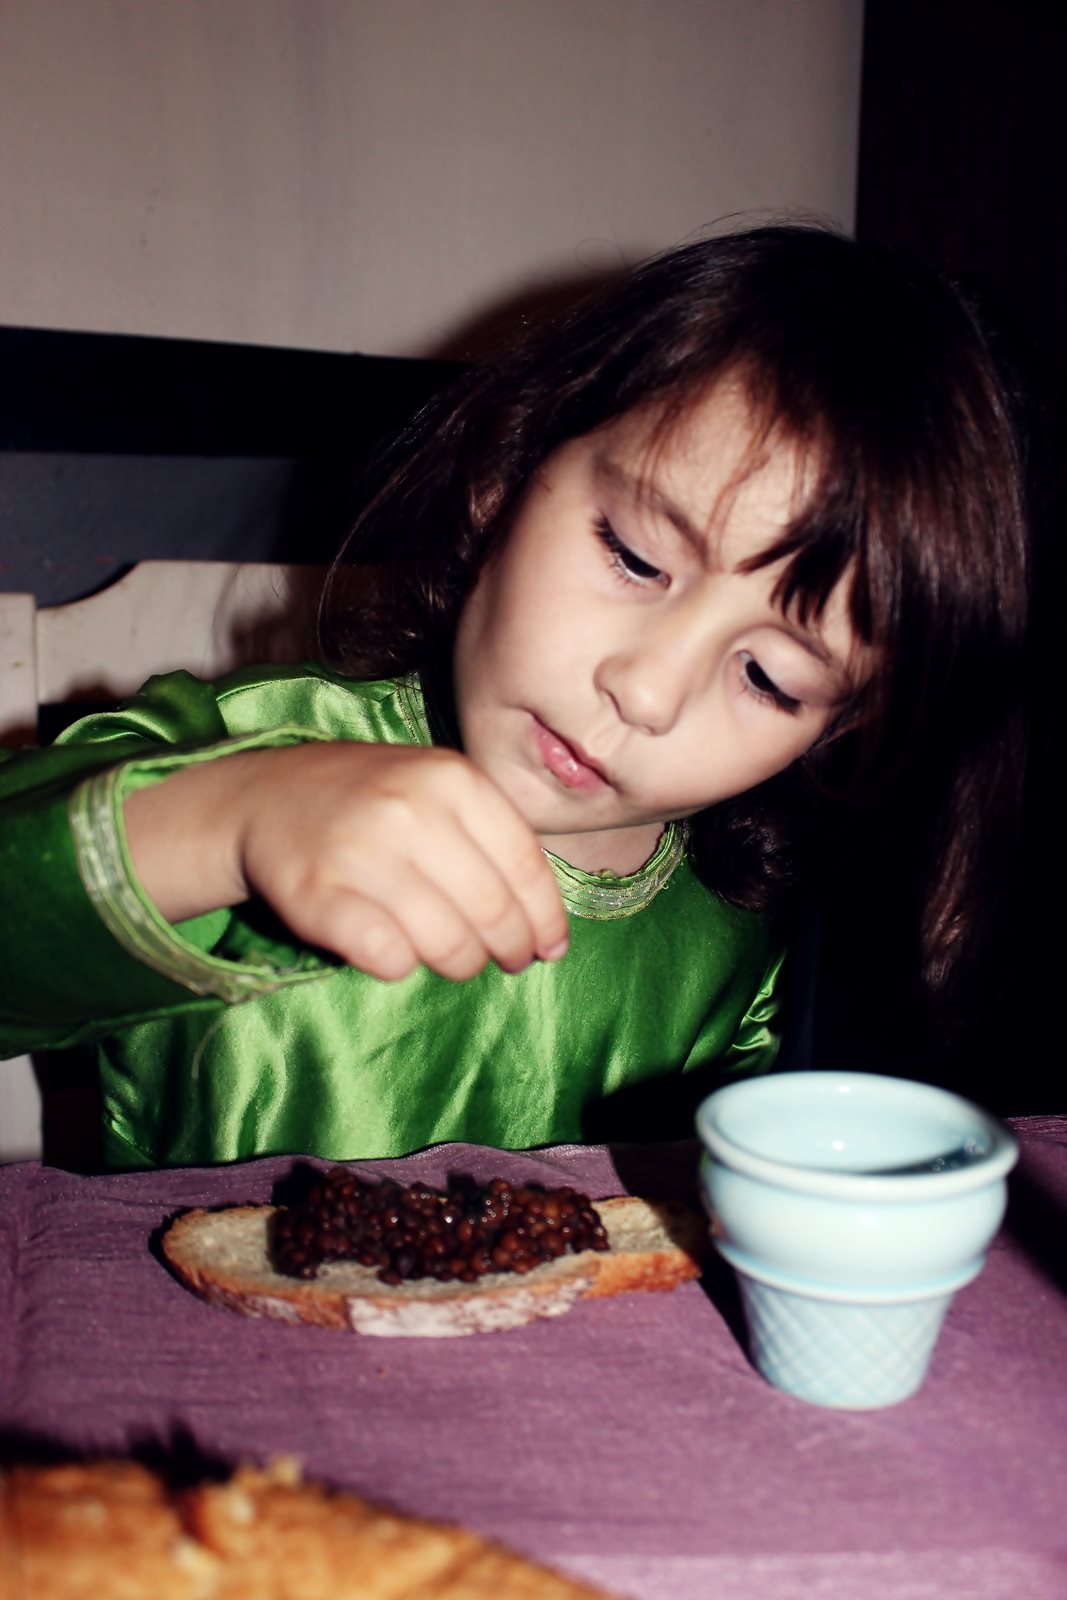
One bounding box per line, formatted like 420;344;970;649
124;742;569;982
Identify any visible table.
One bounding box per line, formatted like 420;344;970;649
1;1119;1065;1600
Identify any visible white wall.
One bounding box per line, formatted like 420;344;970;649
0;0;864;358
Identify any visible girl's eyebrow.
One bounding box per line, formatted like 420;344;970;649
593;450;854;691
593;453;706;555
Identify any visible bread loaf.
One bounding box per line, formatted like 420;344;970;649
163;1195;706;1337
0;1457;616;1598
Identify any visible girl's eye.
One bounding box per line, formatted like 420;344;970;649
594;518;665;585
739;651;802;715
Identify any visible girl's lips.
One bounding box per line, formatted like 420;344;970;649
530;717;610;792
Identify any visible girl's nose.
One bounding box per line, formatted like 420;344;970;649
594;633;701;735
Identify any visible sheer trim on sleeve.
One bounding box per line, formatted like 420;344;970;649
69;726;335;1003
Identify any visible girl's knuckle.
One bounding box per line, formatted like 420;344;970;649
515;844;557;894
368;787;420;832
428;926;481;972
353;918;414;980
441;949;490;982
470;883;517;932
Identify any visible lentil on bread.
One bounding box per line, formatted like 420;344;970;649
271;1169;609;1286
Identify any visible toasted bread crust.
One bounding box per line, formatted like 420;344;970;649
0;1459;613;1599
162;1195;705;1337
579;1200;708;1299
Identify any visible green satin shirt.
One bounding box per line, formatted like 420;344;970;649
0;667;784;1168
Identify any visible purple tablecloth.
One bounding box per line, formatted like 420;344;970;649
1;1119;1065;1600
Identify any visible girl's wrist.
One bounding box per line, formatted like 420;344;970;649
123;752;258;922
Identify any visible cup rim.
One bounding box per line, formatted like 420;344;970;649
696;1071;1019;1202
714;1237;983;1301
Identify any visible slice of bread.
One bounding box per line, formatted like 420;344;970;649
1;1457;616;1598
162;1196;706;1337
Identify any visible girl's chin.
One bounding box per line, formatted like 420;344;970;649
493;758;664;868
537;820;666;876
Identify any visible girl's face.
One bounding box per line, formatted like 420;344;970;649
453;385;865;875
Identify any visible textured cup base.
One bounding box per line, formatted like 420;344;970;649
738;1275;955;1409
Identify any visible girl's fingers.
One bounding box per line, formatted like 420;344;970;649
238;742;571;979
294;889;422;983
290;817;565;982
446;783;570;963
372;860;516;981
381;838;549;977
304;871;497;984
331;756;569;972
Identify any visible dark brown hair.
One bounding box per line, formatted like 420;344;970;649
321;224;1029;1007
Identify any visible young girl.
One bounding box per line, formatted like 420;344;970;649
0;224;1028;1170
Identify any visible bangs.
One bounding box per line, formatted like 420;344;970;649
748;439;874;645
644;375;873;646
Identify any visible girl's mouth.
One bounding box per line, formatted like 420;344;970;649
530;717;611;792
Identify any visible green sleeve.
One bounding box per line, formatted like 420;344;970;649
713;942;787;1077
0;672;333;1056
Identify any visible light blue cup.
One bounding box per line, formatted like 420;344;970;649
697;1072;1019;1409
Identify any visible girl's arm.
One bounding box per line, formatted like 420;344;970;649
123;741;569;983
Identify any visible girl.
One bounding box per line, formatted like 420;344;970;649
0;224;1028;1170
